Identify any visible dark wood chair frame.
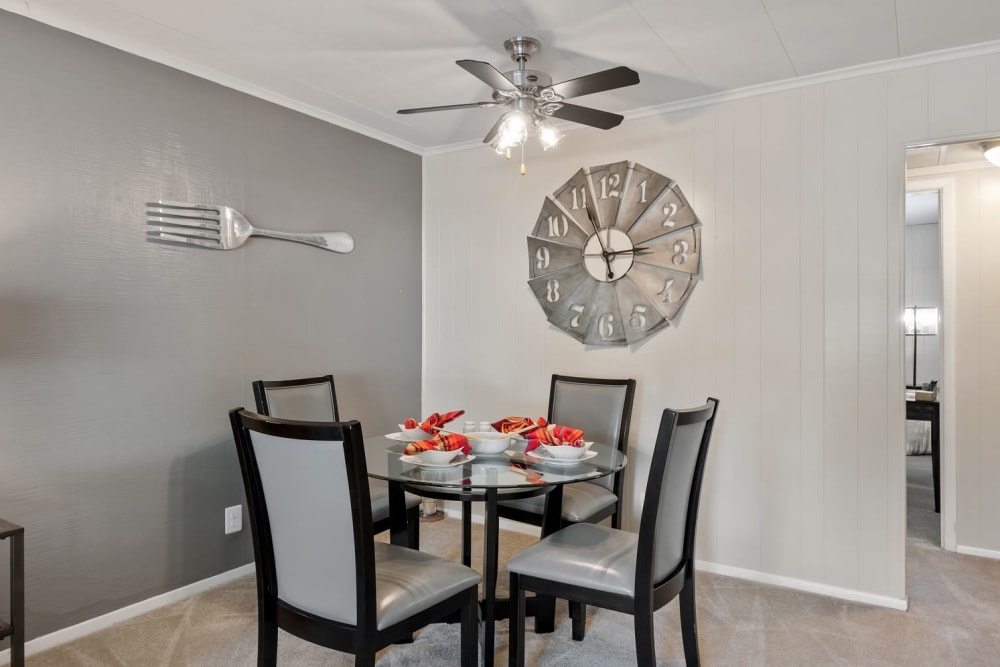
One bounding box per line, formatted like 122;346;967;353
508;398;719;667
230;409;479;667
496;374;637;532
252;375;419;547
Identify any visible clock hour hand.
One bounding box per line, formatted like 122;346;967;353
582;246;651;258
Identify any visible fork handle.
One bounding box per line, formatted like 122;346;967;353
252;229;355;254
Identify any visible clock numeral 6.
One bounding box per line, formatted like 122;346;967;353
598;312;615;339
569;304;585;328
629;304;648;330
535;246;550;270
546;279;560;303
546;214;569;238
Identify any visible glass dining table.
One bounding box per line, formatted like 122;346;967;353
363;435;627;667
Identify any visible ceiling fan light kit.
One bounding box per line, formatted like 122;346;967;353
982;140;1000;167
398;36;639;172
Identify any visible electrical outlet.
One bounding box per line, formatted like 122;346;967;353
225;505;242;534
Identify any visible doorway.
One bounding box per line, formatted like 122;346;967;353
902;188;941;548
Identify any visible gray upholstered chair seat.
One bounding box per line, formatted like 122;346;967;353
374;542;482;629
506;523;639;598
369;478;421;523
498;481;617;523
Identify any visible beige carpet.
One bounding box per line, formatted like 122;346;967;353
23;512;1000;666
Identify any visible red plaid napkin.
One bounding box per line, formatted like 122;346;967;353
524;424;585;453
491;416;543;434
403;433;471;456
403;409;466;432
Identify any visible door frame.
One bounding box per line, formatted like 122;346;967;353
905;175;956;551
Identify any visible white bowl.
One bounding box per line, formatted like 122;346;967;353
466;431;511;455
416;449;461;464
398;424;434;440
540;442;593;460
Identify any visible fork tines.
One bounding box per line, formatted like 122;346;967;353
145;201;223;249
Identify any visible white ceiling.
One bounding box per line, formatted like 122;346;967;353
6;0;1000;153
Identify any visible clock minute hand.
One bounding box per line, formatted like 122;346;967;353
582;246;651;258
583;205;614;279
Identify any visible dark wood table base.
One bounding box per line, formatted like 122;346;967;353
906;398;940;513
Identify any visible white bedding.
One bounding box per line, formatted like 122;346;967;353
906;420;932;455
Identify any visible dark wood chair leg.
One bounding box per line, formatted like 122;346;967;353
510;573;525;667
461;588;479;667
257;604;278;667
462;500;472;567
406;504;420;549
570;601;587;640
679;575;701;667
634;602;656;667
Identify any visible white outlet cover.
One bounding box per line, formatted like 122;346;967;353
225;505;243;534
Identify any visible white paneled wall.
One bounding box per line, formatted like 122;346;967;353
424;52;1000;603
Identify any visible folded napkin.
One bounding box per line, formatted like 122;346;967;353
404;409;466;432
524;424;585;453
403;432;471;456
491;416;543;434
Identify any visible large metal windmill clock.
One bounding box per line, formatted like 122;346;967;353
527;161;702;346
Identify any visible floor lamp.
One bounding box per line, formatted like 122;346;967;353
904;305;939;388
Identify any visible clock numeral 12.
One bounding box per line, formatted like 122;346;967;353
597;173;621;200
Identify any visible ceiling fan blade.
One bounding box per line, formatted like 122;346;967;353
482;115;505;145
545;66;640;100
457;59;518;91
548;103;624;130
397;102;498;114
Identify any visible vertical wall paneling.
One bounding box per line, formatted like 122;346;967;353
798;84;828;583
424;49;1000;602
822;78;862;588
856;74;892;593
700;102;738;564
758;90;803;576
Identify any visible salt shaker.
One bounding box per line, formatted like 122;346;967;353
463;421;477;433
478;420;492;432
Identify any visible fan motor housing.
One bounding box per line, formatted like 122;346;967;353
506;69;551;90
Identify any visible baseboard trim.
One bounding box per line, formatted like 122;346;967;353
0;563;255;665
696;560;909;611
956;544;1000;560
441;505;540;537
440;506;908;611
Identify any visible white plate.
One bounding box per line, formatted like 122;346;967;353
399;453;476;468
385;431;432;442
517;449;598;466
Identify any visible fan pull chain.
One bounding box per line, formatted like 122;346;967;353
521;142;526;175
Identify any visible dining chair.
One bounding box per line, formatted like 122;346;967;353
229;409;481;666
252;375;421;549
497;374;637;530
506;398;719;667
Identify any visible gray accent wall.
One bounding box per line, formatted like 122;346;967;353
0;10;422;640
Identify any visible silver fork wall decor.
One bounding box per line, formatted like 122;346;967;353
145;201;355;254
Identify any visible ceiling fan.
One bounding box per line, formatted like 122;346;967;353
397;36;640;151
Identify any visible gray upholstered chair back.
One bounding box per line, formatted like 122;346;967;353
550;378;631;492
261;381;338;421
247;430;359;624
650;418;707;582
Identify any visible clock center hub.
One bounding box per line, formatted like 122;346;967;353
582;228;635;283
